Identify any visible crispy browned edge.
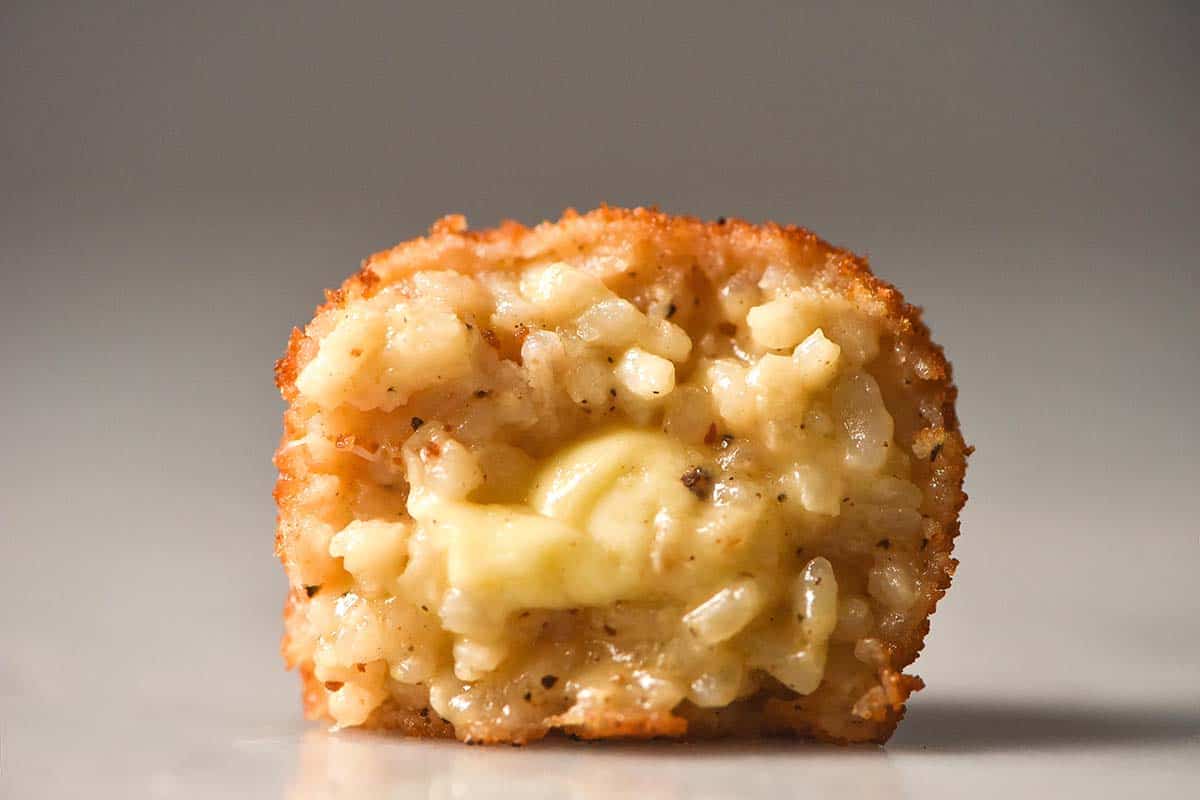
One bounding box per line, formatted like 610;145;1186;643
274;205;969;745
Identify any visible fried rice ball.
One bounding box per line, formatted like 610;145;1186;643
274;207;968;744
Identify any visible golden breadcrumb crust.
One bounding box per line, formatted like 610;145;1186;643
275;206;969;744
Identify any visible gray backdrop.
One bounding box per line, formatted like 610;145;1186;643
1;1;1197;791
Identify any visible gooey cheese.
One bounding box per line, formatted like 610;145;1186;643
409;429;717;618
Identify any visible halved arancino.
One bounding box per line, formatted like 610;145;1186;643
274;207;968;744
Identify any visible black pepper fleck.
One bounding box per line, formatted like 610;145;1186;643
877;538;891;549
304;585;320;598
680;466;714;500
930;443;944;462
541;675;558;689
411;417;425;430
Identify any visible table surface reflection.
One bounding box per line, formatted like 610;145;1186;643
4;695;1197;799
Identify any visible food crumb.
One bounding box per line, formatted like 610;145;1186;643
680;466;714;500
